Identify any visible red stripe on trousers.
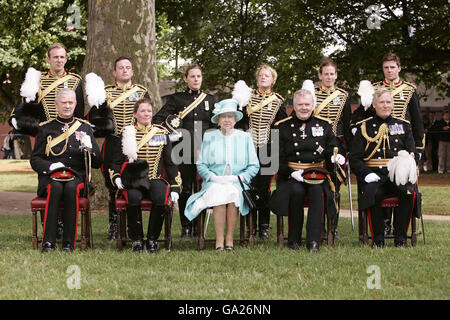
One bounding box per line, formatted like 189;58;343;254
41;184;52;246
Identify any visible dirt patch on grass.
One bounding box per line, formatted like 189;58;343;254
0;160;34;173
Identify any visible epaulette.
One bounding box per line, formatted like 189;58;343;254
68;72;82;80
75;117;91;125
275;92;285;102
153;123;169;134
355;116;373;126
39;119;54;126
134;84;148;92
392;116;410;124
402;81;417;90
314;115;333;124
274;116;292;126
336;87;348;95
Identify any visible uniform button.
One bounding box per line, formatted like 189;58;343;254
374;131;377;134
293;133;296;137
194;113;198;116
298;161;301;163
316;142;319;145
395;139;398;142
379;166;383;169
291;124;294;127
377;149;381;152
373;124;377;127
394;148;397;151
378;157;381;159
313;152;317;155
294;143;298;146
296;152;300;155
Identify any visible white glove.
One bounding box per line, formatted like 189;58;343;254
210;174;229;184
170;192;179;203
291;170;304;182
49;162;65;171
223;175;239;183
331;154;346;165
169;131;182;142
81;134;92;149
364;173;381;183
11;118;18;130
115;177;124;190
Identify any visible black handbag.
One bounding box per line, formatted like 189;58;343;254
237;175;256;210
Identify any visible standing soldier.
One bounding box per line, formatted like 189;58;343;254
312;57;352;237
10;43;84;136
86;56;150;240
353;52;424;235
233;64;286;239
30;89;101;252
153;64;216;238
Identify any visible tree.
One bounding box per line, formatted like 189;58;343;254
81;0;159;208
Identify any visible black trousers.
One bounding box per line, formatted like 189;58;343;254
101;136;121;225
125;179;169;241
41;178;84;249
286;180;325;244
367;180;415;243
178;163;200;230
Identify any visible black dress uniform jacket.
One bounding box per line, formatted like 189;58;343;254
153;89;216;160
30;116;102;195
350;115;417;210
271;114;340;219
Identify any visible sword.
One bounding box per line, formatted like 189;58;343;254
204;208;213;238
347;160;355;230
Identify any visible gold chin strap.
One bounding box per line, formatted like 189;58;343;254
361;122;390;160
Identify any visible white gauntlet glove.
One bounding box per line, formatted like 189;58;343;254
49;162;65;171
81;134;92;149
170;192;179;203
364;173;381;183
210;174;229;184
331;154;346;165
291;170;304;182
223;175;239;183
115;177;124;190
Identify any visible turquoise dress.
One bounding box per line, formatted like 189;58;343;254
184;129;260;221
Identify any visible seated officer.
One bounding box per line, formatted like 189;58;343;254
111;98;181;253
270;85;342;252
30;88;102;252
350;88;419;248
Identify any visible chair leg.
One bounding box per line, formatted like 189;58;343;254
248;212;255;248
327;218;334;246
411;216;417;247
116;210;126;251
197;211;205;250
277;216;284;247
81;209;88;250
32;210;38;249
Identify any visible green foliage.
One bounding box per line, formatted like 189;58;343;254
0;0;87;117
157;0;449;101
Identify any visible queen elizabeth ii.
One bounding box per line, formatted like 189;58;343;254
184;99;260;250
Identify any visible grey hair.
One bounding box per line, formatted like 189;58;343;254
293;89;314;105
55;88;76;102
372;88;393;105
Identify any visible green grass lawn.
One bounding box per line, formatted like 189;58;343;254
0;212;448;300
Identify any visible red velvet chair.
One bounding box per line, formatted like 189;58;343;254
30;196;92;250
359;196;417;246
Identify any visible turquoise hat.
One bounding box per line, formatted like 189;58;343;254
211;98;243;124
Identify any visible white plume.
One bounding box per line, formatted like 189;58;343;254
358;80;375;110
232;80;252;109
85;73;106;108
301;79;316;108
20;67;41;102
387;150;417;186
122;125;138;162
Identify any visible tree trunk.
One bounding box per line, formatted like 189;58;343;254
81;0;160;209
